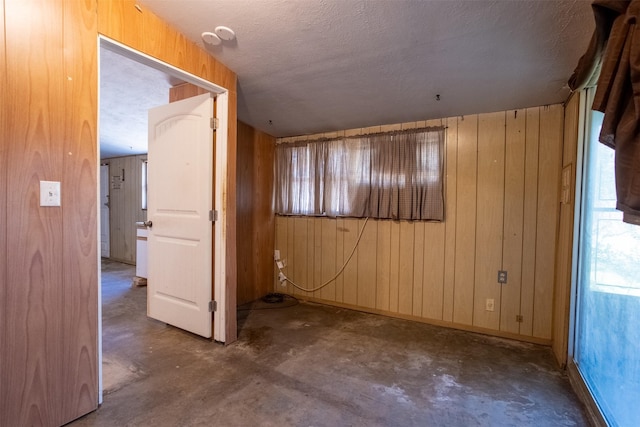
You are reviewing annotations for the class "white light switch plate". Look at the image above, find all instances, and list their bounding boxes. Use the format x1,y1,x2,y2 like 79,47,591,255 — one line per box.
40,181,61,207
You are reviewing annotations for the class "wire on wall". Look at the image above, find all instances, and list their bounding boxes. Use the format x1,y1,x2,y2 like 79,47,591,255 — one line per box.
274,217,370,293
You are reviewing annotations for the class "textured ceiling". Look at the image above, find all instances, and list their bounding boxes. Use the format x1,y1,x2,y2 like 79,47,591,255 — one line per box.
99,48,177,159
101,0,594,157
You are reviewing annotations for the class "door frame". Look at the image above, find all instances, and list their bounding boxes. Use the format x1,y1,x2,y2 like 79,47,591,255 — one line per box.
97,36,230,398
99,163,110,258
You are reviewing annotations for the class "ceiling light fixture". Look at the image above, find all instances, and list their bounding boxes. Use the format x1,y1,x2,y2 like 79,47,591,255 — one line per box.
214,26,236,41
201,31,222,46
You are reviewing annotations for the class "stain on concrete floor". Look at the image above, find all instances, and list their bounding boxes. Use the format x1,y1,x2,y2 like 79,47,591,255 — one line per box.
69,260,588,427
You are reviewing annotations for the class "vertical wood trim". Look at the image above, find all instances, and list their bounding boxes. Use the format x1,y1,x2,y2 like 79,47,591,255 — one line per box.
453,115,478,325
423,223,446,320
293,217,309,297
412,222,425,316
357,218,377,309
533,105,563,339
375,220,391,311
61,0,99,421
473,111,505,330
442,117,458,322
500,109,526,334
398,221,414,315
320,218,337,301
286,215,295,295
389,221,401,312
335,218,345,303
520,107,541,336
552,93,580,366
342,218,359,305
312,218,323,299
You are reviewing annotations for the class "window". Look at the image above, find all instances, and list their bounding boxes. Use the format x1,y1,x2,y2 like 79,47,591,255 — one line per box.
275,127,445,221
141,160,148,210
574,90,640,427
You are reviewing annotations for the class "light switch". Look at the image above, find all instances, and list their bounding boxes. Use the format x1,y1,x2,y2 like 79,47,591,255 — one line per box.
40,181,61,207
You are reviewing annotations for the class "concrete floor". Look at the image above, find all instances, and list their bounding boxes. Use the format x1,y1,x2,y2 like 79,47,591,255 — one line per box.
69,259,589,426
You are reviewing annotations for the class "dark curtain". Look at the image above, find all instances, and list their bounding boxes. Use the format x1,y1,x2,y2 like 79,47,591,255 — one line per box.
569,0,640,224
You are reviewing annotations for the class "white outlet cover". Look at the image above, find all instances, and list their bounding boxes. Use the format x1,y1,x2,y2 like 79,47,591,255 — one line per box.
40,181,61,207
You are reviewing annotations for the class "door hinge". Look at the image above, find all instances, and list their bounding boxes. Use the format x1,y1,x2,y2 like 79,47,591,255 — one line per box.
209,301,217,312
209,210,218,222
210,117,219,130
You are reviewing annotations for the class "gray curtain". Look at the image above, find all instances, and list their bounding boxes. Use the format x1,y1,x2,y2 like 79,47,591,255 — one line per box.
275,127,445,221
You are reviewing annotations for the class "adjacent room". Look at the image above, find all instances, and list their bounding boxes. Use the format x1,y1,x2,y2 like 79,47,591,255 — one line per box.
2,1,638,426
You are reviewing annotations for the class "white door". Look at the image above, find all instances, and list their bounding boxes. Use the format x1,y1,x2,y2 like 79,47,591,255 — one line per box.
100,164,110,258
147,93,214,338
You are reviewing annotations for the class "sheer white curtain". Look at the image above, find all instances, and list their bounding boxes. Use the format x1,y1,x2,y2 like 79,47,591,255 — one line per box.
276,127,445,221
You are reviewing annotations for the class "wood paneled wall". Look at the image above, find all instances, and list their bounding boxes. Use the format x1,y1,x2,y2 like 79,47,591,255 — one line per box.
97,0,239,342
553,92,581,365
1,0,98,425
275,105,564,344
103,154,147,264
1,0,239,424
237,121,276,305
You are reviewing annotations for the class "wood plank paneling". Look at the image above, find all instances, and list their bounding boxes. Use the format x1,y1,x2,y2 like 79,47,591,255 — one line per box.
275,216,288,292
389,221,401,312
61,0,99,421
97,0,236,91
336,218,345,302
104,155,146,264
412,222,425,316
533,105,563,339
423,223,445,320
293,217,309,297
553,93,581,366
520,108,541,336
442,117,457,322
501,109,526,334
473,112,505,330
274,106,564,344
375,220,391,311
357,219,377,309
320,218,337,301
343,218,359,305
236,121,275,306
3,0,67,424
169,82,209,103
453,115,478,325
312,218,323,298
398,221,414,315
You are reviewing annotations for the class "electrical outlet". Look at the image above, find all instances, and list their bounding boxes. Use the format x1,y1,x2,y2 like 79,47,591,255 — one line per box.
485,298,495,312
498,270,507,284
274,249,280,261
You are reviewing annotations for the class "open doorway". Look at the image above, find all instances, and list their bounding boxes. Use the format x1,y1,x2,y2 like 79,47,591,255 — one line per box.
97,37,231,402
